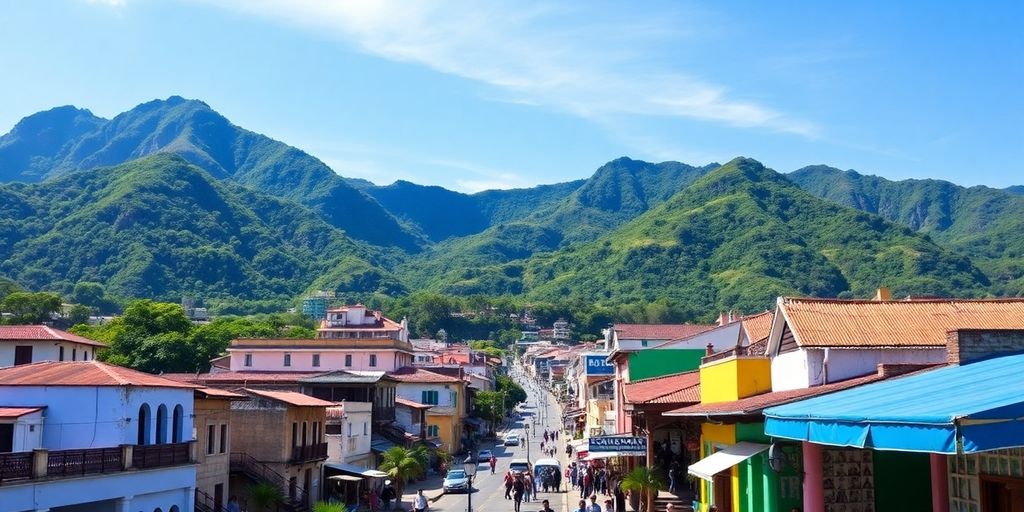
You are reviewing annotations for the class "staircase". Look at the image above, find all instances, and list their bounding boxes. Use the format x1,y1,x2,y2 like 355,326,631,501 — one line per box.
230,452,312,512
194,489,219,512
653,490,695,512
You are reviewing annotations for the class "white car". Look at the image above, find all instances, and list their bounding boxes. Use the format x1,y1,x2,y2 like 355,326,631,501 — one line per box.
477,449,493,462
504,433,520,446
443,469,471,493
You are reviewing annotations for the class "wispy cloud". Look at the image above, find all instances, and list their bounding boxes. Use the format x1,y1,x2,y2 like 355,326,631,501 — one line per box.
84,0,126,6
197,0,819,137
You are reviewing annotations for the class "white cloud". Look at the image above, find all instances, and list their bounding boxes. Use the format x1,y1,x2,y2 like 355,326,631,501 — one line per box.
84,0,126,6
198,0,819,137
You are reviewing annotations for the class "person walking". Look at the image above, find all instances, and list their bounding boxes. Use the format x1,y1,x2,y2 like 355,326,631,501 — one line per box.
524,472,534,502
582,468,593,498
575,500,588,512
489,455,497,475
540,500,555,512
588,495,602,512
413,490,428,512
381,483,396,511
554,465,562,493
513,474,526,512
504,470,514,499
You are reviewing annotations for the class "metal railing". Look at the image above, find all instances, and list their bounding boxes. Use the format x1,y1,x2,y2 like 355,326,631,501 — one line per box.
230,452,310,512
0,452,32,483
46,447,122,477
133,442,192,469
289,442,328,463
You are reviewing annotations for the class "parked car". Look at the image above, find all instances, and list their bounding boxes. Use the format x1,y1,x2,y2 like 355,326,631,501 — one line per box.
443,469,471,493
504,433,520,446
509,458,532,475
477,449,493,462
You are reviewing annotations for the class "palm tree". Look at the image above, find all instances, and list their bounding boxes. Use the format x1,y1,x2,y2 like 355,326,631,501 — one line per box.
248,482,284,512
619,466,666,512
313,503,345,512
379,445,429,510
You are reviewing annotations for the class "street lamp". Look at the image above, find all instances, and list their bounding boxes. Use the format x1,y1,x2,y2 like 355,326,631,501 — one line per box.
463,453,477,512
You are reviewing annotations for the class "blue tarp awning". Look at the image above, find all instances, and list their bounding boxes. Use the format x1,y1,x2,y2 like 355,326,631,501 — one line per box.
764,353,1024,454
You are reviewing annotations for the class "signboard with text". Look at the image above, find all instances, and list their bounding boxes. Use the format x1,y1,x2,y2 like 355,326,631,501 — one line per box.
589,435,647,454
584,355,615,376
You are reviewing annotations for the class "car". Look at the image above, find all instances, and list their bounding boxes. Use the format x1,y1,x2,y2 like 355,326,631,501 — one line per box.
503,433,520,446
509,458,531,475
443,469,471,493
477,449,493,462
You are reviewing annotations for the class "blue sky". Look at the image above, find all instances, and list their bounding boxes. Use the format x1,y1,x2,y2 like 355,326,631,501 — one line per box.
1,1,1021,192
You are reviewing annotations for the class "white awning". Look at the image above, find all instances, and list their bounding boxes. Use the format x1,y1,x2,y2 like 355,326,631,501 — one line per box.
329,475,364,482
583,451,621,460
687,442,769,481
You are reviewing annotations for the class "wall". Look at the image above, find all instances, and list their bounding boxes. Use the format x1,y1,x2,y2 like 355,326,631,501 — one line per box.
0,340,98,367
627,350,705,381
344,403,373,466
0,464,195,512
230,348,411,372
427,412,457,452
0,386,192,449
771,347,946,392
396,382,459,408
4,409,43,451
873,450,931,512
700,423,738,512
230,402,287,462
700,358,771,403
947,329,1024,365
770,350,811,392
195,397,232,506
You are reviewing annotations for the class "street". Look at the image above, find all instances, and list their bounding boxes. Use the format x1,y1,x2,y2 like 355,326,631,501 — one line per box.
421,364,573,512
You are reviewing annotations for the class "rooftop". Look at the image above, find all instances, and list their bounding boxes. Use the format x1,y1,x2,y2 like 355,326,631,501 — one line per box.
300,370,388,384
777,297,1024,348
396,397,432,409
388,367,461,384
622,371,701,405
614,324,716,342
0,325,105,347
0,361,196,389
162,371,319,385
244,388,336,407
741,311,774,344
0,406,45,418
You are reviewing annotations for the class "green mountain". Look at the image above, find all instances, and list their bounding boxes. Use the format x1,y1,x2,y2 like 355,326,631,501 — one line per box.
0,154,401,309
409,158,987,313
789,166,1024,294
395,158,718,290
1004,185,1024,196
0,97,423,250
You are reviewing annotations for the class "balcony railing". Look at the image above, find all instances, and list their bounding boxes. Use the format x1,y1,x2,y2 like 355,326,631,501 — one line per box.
0,441,194,487
289,442,328,463
133,442,192,469
0,452,33,483
47,447,122,477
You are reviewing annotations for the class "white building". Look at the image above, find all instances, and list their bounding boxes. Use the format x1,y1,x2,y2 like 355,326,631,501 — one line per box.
0,360,197,512
0,325,105,367
325,401,374,468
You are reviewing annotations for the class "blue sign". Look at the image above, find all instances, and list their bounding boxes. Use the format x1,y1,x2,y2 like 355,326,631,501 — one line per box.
589,436,647,454
585,355,615,376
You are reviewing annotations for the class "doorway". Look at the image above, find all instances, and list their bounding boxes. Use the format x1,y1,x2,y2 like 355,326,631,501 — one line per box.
981,475,1024,512
214,483,224,512
14,346,32,366
0,424,13,452
712,473,733,512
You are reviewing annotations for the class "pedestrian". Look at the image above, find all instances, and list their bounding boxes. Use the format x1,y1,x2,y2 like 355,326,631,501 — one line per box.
381,482,395,511
540,500,555,512
489,455,497,474
513,474,526,512
583,468,593,498
604,498,614,512
668,460,680,493
504,470,514,499
588,495,602,512
369,487,379,512
524,472,534,502
554,466,562,493
414,490,428,512
614,482,626,512
225,496,241,512
576,500,588,512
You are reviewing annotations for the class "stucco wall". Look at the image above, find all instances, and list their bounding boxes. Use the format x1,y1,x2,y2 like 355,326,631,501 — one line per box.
0,464,195,512
700,358,771,403
0,340,98,367
195,397,232,504
230,349,411,372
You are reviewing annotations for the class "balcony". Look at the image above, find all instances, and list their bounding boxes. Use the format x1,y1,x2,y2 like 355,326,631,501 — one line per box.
290,442,328,463
0,442,194,486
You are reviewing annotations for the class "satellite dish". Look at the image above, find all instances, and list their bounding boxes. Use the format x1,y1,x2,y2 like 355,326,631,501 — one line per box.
767,443,787,472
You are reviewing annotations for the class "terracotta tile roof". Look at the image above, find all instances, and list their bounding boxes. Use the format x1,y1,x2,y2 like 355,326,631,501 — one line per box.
195,387,245,399
0,406,45,418
161,371,318,385
664,370,928,417
0,325,105,347
623,371,701,405
244,388,335,407
779,297,1024,348
741,311,774,344
389,367,461,384
0,361,196,389
396,397,432,409
614,324,716,341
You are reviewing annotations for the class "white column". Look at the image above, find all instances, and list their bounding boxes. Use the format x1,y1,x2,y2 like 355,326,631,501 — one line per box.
118,496,134,512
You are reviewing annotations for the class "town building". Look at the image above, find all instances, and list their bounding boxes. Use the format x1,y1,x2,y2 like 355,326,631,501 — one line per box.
0,360,197,512
389,367,467,453
324,401,374,468
192,387,245,511
229,388,333,511
0,325,105,367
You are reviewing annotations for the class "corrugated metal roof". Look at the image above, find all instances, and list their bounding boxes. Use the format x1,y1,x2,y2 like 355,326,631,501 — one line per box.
781,297,1024,348
0,361,196,389
245,388,335,407
0,325,105,347
0,406,45,418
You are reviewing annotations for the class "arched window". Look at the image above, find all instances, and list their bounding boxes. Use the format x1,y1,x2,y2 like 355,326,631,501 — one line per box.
170,507,179,512
137,403,151,445
156,404,168,444
172,405,184,443
154,508,163,512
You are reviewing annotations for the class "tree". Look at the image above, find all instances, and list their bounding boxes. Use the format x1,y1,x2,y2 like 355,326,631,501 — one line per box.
619,466,666,512
473,391,504,434
378,445,428,509
247,482,284,512
0,292,61,324
67,304,93,326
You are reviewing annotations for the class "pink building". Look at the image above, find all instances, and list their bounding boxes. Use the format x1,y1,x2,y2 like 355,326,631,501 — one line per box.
226,305,413,372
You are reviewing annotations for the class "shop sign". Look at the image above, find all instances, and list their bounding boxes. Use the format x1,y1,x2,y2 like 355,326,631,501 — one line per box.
589,435,647,454
585,355,615,375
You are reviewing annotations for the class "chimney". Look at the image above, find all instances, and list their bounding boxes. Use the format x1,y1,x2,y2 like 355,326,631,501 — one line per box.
874,287,892,301
705,343,715,356
717,312,728,326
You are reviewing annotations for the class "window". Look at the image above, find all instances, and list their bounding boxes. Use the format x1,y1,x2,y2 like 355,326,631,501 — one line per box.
427,425,439,437
452,391,458,406
72,348,77,361
313,422,320,443
312,354,321,367
244,353,253,367
138,404,151,445
172,405,184,443
207,424,216,455
369,354,377,367
421,390,439,405
302,421,308,447
219,424,228,453
641,340,649,347
156,405,168,444
59,346,65,361
291,422,298,447
83,351,89,361
284,353,291,367
344,354,352,367
363,422,367,435
14,346,32,366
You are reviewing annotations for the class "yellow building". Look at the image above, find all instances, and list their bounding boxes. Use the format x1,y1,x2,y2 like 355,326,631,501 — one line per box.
391,367,467,454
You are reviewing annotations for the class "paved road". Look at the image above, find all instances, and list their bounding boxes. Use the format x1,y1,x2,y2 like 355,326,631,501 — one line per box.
424,365,573,512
